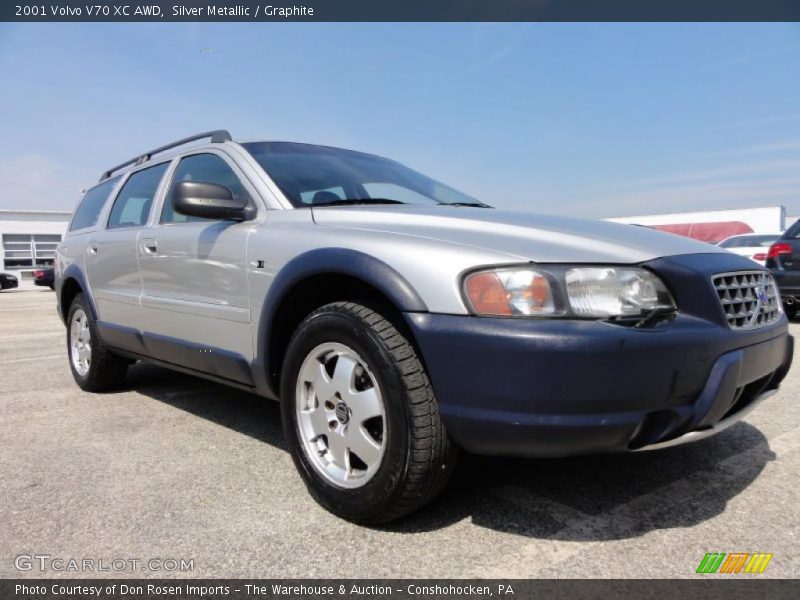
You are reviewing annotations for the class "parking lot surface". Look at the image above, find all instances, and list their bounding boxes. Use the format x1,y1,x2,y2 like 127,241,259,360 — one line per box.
1,290,798,578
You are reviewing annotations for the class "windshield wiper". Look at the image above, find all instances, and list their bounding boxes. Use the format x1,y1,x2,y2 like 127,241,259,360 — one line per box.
311,198,406,207
440,202,493,208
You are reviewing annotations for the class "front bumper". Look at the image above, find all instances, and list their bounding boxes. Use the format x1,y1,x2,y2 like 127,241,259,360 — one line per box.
405,312,792,457
1,277,18,290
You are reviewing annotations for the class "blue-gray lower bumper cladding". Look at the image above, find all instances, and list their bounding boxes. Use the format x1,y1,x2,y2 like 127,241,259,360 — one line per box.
405,313,793,457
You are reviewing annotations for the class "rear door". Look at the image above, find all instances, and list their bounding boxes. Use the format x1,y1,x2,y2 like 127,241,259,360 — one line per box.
137,151,257,380
85,162,170,329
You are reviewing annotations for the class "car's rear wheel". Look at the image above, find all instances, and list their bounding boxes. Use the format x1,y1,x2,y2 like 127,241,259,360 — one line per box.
281,301,457,524
67,293,129,391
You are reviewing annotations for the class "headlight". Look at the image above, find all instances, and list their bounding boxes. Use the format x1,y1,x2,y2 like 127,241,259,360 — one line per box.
463,266,675,319
565,267,675,317
464,269,557,316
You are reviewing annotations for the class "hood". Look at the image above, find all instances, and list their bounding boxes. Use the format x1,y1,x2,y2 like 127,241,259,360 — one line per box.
311,205,725,264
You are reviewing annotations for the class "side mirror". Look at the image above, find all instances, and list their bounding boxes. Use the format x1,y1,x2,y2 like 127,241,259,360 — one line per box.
172,181,254,221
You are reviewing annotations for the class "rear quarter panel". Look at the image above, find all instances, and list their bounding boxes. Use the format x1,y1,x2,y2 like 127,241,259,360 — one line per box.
55,230,90,316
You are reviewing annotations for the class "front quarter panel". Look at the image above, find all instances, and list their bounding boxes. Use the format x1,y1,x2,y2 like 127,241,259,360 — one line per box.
245,210,521,397
251,211,522,317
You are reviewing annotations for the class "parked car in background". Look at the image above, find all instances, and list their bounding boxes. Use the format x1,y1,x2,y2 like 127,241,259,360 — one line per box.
0,273,19,291
717,233,782,266
34,267,55,290
56,130,794,523
766,219,800,319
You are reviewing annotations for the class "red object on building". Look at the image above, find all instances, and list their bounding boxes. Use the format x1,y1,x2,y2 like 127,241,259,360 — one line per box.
650,221,754,243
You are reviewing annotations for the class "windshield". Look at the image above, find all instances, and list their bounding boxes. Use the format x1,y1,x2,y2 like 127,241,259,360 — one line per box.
242,142,486,208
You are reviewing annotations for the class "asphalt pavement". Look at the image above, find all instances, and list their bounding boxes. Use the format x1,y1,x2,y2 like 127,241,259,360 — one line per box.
1,289,798,578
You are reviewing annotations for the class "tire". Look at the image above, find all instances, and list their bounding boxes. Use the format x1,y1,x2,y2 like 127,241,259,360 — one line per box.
281,301,457,524
66,293,129,391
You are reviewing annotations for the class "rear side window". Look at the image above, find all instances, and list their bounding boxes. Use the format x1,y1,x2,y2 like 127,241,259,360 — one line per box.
69,178,119,232
162,153,247,223
107,163,169,229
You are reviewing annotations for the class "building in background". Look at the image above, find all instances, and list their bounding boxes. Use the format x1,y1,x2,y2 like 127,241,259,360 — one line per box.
0,210,70,286
605,206,787,243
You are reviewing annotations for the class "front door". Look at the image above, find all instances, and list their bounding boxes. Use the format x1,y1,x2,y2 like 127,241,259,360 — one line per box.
138,152,256,381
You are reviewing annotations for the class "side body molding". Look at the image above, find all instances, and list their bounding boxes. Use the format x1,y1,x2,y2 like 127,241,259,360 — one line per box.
253,247,429,399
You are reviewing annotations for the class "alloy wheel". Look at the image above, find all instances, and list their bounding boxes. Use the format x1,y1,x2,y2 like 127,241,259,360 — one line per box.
69,308,92,376
295,342,386,488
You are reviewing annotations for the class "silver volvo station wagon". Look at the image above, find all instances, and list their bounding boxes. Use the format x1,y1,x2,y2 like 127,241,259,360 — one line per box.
56,130,794,523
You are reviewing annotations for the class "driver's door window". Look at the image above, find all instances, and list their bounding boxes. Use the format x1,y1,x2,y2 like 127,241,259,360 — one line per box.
162,154,247,223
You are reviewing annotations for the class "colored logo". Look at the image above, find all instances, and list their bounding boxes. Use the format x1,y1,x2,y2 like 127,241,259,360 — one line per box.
757,283,769,304
696,552,773,574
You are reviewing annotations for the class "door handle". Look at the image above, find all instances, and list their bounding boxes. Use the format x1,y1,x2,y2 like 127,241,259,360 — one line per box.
141,238,158,255
87,242,99,255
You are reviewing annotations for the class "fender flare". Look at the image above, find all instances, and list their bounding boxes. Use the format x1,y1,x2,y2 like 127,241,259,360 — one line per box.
254,247,428,397
58,265,98,322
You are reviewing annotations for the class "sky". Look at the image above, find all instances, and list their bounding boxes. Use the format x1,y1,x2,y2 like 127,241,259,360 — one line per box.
2,22,800,217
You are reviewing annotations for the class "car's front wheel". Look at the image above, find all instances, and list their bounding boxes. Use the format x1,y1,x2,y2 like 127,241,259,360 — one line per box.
67,293,129,391
281,301,457,524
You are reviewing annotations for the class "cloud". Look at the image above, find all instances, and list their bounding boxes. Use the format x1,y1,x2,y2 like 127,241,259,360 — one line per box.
461,23,531,76
592,177,800,218
579,154,800,217
620,159,800,189
704,112,800,133
0,155,85,212
713,140,800,157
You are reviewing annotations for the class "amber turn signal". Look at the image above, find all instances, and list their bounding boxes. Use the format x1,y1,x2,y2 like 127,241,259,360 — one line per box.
464,269,555,316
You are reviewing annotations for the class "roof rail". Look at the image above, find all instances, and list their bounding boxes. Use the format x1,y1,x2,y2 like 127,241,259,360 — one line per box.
99,130,232,181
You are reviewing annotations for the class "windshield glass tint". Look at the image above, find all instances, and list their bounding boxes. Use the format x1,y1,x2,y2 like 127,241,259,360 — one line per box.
242,142,480,207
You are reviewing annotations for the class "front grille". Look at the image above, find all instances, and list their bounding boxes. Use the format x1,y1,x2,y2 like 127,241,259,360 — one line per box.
713,270,781,330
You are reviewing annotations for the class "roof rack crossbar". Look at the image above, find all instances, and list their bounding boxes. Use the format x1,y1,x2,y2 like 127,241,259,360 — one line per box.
99,129,232,181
